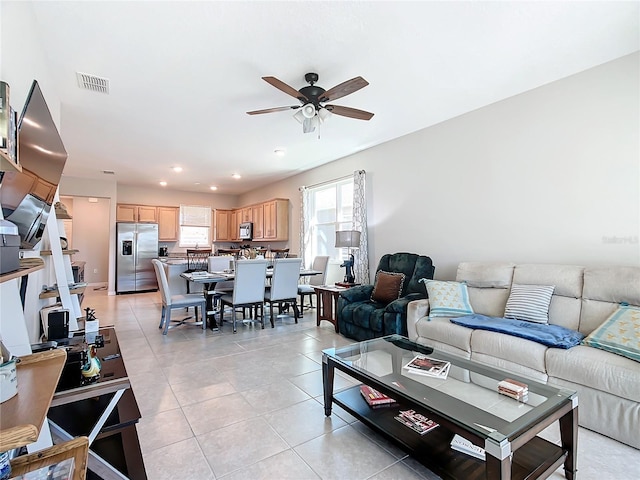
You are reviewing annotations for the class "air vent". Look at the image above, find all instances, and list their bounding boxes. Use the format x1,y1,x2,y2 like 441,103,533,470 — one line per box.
102,170,115,175
76,72,110,94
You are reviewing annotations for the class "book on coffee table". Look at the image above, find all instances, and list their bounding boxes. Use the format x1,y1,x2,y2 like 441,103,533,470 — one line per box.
360,385,397,407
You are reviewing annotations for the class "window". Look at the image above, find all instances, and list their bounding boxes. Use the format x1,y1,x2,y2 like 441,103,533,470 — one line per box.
179,205,211,248
308,178,353,262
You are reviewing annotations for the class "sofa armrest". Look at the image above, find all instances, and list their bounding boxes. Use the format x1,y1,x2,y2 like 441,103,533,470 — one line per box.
340,284,374,303
407,299,430,342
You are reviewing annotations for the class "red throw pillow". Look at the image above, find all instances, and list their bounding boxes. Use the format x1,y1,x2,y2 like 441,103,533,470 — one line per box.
371,271,406,304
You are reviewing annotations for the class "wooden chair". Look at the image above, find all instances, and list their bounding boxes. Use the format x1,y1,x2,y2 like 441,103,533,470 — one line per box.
264,257,303,327
218,259,268,333
152,259,207,334
298,255,330,316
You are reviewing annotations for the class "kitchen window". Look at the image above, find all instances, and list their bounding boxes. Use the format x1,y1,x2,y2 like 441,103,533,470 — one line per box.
179,205,211,248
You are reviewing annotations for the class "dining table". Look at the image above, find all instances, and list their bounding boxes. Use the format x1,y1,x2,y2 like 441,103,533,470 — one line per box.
180,268,323,329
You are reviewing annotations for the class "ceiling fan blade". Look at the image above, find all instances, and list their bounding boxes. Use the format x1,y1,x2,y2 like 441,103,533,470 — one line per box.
325,105,374,120
246,106,300,115
262,76,308,102
319,76,369,102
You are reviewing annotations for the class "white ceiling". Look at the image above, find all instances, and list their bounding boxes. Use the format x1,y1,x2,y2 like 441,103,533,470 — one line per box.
27,1,639,195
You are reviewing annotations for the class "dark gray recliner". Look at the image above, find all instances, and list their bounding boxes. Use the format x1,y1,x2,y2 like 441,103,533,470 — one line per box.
337,252,435,341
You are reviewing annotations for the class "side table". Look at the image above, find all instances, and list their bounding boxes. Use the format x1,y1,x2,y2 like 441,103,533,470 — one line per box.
313,285,348,333
335,282,360,288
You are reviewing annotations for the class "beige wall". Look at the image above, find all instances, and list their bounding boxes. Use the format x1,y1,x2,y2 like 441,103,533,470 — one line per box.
241,53,640,279
61,196,110,284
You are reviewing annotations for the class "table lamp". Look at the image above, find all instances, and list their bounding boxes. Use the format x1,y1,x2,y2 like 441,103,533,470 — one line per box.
335,230,361,284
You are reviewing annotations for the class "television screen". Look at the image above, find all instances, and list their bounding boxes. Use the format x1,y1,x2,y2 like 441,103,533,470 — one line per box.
0,80,67,249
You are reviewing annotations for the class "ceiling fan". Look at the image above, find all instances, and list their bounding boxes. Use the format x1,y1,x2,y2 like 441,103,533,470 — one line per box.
247,73,374,133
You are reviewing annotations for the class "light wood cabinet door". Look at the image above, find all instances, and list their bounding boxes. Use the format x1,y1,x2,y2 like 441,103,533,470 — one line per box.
251,203,264,239
241,207,252,223
262,199,288,240
137,205,157,223
116,204,137,222
158,207,179,241
230,210,240,241
214,209,232,241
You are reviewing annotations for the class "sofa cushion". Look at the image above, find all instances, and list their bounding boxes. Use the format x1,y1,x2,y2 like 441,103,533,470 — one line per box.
580,266,640,334
546,345,640,402
582,305,640,362
470,330,549,380
504,284,555,324
456,263,515,317
422,280,474,318
371,271,405,304
414,316,473,355
513,264,584,330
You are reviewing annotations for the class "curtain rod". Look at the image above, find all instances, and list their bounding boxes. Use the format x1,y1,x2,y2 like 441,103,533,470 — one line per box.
300,171,363,191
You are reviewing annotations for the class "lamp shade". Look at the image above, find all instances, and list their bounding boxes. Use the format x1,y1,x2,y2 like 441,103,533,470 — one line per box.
335,230,361,248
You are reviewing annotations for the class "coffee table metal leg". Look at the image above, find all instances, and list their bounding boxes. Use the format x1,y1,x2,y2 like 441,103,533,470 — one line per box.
322,354,334,416
560,398,578,480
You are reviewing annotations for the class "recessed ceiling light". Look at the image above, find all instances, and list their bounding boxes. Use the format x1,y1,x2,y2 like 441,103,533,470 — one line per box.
159,181,167,187
210,186,218,191
232,173,241,179
172,166,183,172
274,148,286,156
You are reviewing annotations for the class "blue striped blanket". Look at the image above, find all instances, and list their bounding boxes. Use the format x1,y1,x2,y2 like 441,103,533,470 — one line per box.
450,314,584,349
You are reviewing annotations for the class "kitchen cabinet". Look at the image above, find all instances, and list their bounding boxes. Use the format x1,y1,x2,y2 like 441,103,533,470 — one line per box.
241,207,252,223
230,210,240,241
251,203,264,239
116,204,157,223
157,206,179,241
262,199,288,241
213,209,232,241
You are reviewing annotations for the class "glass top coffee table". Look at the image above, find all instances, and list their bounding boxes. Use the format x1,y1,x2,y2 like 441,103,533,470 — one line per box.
322,335,577,480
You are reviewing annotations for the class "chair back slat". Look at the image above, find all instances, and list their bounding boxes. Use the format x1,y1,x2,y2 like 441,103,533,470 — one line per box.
233,259,268,304
270,258,303,301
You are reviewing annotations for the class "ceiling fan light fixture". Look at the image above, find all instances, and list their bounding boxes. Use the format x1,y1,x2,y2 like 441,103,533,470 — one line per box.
318,107,331,122
293,110,305,124
301,103,316,119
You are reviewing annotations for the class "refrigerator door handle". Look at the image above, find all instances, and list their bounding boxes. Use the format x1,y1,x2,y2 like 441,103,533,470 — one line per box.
133,231,138,267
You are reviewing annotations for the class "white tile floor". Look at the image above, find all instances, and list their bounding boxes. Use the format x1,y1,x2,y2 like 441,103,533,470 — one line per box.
84,288,640,479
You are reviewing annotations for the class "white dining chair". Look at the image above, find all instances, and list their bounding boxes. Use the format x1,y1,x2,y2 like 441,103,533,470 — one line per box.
265,257,303,327
218,259,268,333
152,259,207,335
298,255,329,316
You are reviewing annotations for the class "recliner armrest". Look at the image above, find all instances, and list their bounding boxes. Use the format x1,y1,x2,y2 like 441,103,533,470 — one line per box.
385,293,426,314
407,298,431,342
340,284,374,303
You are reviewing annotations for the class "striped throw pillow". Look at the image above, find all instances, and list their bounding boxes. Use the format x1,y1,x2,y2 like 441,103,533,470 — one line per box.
504,284,555,324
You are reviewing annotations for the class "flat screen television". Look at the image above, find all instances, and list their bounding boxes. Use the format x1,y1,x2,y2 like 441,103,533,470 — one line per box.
0,80,68,249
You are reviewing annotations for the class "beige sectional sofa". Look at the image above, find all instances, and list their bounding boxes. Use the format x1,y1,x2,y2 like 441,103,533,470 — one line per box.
407,262,640,449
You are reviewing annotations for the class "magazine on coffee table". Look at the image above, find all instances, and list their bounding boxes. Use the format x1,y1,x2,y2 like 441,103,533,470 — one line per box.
403,354,451,379
393,409,439,435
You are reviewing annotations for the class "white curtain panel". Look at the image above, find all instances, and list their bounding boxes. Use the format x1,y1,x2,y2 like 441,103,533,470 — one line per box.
299,186,311,268
353,170,370,284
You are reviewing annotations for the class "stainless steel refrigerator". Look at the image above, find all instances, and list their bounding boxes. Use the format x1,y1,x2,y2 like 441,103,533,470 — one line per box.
116,223,159,293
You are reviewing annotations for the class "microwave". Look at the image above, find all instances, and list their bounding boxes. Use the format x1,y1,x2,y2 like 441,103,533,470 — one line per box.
239,222,253,240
